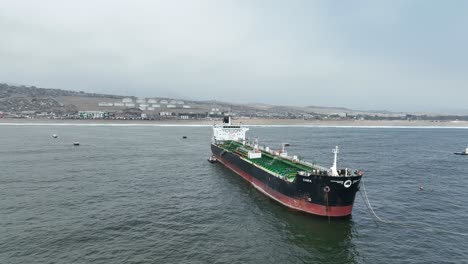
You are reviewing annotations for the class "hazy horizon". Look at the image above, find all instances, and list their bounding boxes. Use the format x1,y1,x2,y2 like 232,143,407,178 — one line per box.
1,1,467,113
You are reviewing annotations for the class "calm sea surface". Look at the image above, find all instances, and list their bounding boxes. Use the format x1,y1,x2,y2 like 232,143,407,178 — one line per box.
1,125,467,263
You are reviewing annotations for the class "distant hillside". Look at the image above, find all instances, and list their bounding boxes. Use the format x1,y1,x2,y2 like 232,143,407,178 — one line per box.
0,83,123,99
306,105,352,112
0,82,399,118
0,83,128,113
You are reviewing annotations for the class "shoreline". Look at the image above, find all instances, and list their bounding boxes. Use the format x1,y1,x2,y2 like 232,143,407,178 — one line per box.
1,118,468,128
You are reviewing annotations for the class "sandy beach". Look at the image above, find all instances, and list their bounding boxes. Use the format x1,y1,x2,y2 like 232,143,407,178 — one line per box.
1,117,468,127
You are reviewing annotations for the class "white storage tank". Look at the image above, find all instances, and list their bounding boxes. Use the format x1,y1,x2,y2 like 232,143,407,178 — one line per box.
136,98,146,104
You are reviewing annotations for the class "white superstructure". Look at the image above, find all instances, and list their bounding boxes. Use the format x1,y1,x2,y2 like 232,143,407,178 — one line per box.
212,116,249,143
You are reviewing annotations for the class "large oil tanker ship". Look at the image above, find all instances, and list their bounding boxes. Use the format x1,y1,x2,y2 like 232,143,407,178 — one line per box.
210,117,363,217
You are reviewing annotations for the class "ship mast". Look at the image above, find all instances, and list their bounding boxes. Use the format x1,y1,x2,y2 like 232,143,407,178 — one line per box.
330,146,339,176
282,143,289,153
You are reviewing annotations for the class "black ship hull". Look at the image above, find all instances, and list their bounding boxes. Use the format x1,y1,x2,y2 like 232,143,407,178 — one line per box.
211,143,362,217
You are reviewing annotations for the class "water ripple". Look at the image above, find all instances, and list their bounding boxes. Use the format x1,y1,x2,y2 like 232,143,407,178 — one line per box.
1,126,467,263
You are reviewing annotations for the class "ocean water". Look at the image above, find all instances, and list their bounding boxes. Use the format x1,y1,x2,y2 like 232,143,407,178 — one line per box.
0,125,467,264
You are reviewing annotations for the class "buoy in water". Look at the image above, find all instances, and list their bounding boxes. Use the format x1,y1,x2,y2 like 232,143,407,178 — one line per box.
52,134,58,138
182,136,187,139
73,142,80,146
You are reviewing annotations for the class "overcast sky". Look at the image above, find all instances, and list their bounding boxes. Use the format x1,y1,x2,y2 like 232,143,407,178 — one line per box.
1,0,467,112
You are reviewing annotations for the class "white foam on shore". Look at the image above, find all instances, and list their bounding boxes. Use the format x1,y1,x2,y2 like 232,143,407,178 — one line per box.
1,122,468,129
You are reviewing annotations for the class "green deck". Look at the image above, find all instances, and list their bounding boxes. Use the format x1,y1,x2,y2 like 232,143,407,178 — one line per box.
218,141,316,180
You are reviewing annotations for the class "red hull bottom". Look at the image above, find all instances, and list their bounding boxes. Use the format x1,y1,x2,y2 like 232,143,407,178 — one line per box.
216,155,353,217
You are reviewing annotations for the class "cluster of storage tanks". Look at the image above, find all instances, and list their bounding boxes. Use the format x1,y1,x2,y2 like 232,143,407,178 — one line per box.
98,98,191,111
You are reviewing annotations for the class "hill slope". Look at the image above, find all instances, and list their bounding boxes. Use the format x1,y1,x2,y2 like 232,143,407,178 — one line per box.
0,83,123,112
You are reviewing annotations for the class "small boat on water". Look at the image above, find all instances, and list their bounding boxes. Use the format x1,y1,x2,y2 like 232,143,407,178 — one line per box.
454,145,468,155
52,134,58,138
207,155,218,163
73,142,80,146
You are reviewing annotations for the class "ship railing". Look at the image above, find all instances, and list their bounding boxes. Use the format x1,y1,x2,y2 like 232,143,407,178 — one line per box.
297,160,330,173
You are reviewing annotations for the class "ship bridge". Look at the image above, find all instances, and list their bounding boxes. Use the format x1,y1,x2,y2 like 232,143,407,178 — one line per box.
212,116,249,143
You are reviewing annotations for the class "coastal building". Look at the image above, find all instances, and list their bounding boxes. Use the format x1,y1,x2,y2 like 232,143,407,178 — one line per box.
160,100,168,104
139,104,149,108
36,112,51,117
136,98,146,104
178,112,202,119
170,100,177,104
152,104,161,108
147,107,155,111
147,98,157,103
167,104,176,108
79,111,108,119
183,105,191,109
113,102,125,107
125,103,135,107
122,98,133,103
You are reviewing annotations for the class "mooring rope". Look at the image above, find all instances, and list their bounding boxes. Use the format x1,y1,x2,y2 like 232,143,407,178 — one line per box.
360,178,467,237
360,178,399,225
